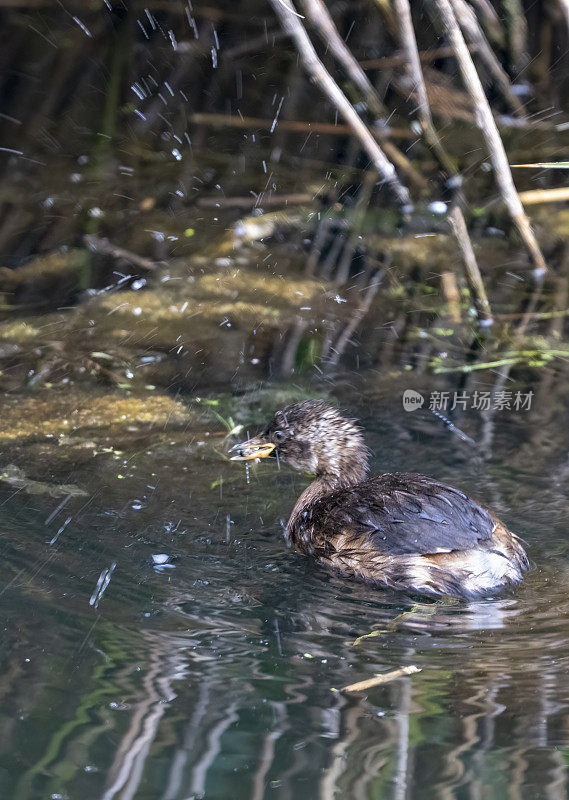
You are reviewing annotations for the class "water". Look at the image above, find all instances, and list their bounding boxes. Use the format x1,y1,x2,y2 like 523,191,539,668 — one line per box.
1,372,569,800
2,3,569,795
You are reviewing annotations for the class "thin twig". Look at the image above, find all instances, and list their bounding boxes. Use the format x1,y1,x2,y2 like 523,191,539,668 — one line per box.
269,0,411,207
84,235,159,272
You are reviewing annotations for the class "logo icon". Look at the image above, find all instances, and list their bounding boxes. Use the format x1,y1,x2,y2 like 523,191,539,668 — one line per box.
402,389,424,412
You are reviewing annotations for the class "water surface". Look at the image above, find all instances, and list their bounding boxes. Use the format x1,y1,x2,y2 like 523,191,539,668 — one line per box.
1,371,568,800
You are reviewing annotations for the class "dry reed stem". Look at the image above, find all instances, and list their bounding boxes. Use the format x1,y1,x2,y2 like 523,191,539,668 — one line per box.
301,0,427,190
451,0,525,116
269,0,410,207
560,0,569,35
300,0,385,115
448,206,493,324
517,187,569,205
434,0,547,276
441,271,462,323
298,0,427,190
393,0,492,325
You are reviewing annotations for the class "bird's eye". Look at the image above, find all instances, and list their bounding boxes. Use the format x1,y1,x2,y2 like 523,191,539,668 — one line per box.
274,430,285,442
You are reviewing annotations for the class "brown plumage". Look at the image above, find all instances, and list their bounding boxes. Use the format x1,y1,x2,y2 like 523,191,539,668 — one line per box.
231,401,528,598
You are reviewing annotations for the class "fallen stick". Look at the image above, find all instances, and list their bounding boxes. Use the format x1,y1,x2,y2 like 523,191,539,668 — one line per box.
84,235,159,272
338,665,421,693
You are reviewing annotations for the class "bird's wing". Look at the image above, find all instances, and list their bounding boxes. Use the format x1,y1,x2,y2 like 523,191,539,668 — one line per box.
313,472,496,556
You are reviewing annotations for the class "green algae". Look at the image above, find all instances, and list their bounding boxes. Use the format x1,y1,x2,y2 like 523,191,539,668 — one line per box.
0,390,191,443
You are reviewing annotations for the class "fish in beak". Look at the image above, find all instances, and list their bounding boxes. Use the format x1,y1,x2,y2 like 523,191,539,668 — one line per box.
230,438,276,461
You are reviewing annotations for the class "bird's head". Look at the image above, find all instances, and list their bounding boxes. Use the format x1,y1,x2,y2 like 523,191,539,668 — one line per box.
230,400,369,486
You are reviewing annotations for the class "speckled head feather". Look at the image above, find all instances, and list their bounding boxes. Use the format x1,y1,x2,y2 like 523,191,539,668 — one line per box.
260,400,370,485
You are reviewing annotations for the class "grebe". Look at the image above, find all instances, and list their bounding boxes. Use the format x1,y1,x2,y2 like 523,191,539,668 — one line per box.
230,400,528,598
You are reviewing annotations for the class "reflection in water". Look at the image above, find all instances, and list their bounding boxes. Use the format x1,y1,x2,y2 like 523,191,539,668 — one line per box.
1,371,569,799
102,632,189,800
58,586,569,800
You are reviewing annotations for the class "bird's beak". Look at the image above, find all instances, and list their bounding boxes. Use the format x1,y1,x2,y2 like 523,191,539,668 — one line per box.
230,438,276,461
